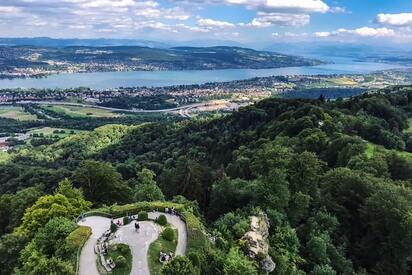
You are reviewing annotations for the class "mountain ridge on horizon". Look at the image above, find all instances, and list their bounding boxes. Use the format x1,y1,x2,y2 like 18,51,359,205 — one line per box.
2,37,411,60
0,37,247,49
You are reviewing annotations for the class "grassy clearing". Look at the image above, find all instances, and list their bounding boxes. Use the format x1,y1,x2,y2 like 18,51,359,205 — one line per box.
28,127,85,138
0,151,10,163
42,105,122,118
365,141,412,159
108,244,132,275
0,106,38,121
329,77,358,86
406,118,412,133
365,143,376,159
148,228,178,275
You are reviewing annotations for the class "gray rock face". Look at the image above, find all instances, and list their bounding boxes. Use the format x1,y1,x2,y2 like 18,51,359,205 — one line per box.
242,212,276,273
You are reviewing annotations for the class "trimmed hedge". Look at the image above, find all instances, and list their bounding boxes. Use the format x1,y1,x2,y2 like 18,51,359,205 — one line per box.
162,227,175,242
91,201,185,218
116,255,127,267
138,211,148,221
181,211,210,253
66,225,92,275
156,214,168,226
66,226,92,249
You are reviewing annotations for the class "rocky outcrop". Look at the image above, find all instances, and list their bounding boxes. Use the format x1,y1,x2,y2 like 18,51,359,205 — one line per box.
242,212,276,273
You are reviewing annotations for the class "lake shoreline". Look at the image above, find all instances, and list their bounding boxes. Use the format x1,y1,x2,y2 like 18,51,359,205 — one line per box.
0,58,407,90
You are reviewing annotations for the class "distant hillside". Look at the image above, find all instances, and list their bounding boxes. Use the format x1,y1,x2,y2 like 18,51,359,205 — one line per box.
0,45,324,73
0,37,247,48
265,42,412,65
0,37,170,48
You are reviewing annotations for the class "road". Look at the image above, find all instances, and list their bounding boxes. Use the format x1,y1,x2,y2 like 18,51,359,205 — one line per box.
9,100,208,116
77,212,187,275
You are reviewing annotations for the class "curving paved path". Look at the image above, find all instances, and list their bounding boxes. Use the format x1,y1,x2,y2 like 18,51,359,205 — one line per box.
149,212,187,256
78,216,112,275
77,212,187,275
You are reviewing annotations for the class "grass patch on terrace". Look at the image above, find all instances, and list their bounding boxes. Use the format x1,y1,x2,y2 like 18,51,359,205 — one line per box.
0,106,38,121
148,228,178,275
42,105,123,118
108,244,132,275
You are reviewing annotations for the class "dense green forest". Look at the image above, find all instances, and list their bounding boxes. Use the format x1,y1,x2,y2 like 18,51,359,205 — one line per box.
1,85,412,274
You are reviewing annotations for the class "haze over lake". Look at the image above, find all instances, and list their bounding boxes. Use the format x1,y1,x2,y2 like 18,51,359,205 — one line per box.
0,57,405,90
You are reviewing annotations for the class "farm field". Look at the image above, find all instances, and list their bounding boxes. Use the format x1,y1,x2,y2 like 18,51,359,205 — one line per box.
41,105,123,118
0,106,38,121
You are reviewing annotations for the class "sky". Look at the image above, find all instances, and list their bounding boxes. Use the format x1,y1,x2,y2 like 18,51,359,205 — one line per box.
0,0,412,46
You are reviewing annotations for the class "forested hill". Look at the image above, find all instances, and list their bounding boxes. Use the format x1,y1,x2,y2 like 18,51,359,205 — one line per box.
1,86,412,274
0,45,322,72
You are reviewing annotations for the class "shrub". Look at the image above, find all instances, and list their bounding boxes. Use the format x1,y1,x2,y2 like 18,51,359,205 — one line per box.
162,227,175,242
187,251,202,267
138,211,148,221
118,244,128,255
116,255,127,267
157,214,167,226
110,223,118,233
161,256,197,275
123,216,130,225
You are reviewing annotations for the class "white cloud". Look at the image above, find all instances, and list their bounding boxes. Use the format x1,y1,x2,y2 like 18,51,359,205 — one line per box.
224,0,329,13
330,6,347,14
135,7,190,20
245,12,310,27
243,18,272,28
315,27,396,38
376,13,412,27
314,31,330,37
171,0,330,13
0,6,22,13
177,24,210,33
198,18,235,28
82,0,136,8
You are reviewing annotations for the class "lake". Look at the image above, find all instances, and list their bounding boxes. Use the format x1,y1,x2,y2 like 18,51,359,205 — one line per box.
0,57,406,90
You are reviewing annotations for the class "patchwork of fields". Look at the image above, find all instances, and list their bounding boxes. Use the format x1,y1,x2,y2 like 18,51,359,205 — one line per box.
0,106,38,121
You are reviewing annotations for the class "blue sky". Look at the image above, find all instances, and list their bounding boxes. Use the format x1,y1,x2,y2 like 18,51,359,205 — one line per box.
0,0,411,45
